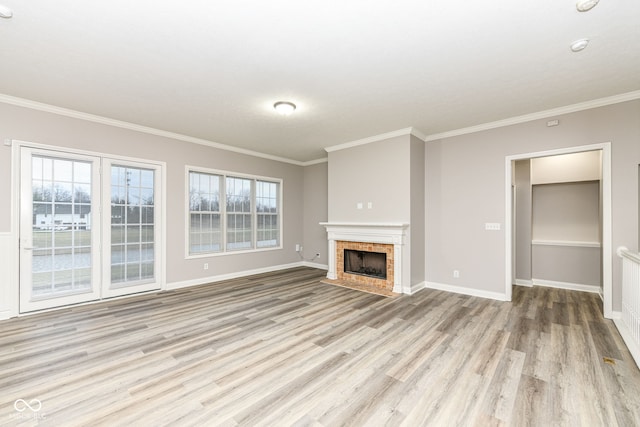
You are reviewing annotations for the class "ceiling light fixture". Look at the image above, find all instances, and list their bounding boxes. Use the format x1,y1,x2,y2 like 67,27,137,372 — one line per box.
273,101,296,116
576,0,599,12
0,4,13,18
570,39,589,52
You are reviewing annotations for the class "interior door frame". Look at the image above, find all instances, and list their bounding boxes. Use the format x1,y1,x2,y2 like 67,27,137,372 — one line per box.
10,139,167,315
504,142,612,318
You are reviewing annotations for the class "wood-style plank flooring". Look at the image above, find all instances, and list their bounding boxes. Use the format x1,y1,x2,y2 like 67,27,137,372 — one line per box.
1,267,639,426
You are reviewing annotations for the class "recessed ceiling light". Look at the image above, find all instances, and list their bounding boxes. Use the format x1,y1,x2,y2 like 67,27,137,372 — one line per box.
576,0,599,12
273,101,296,116
0,4,13,18
570,39,589,52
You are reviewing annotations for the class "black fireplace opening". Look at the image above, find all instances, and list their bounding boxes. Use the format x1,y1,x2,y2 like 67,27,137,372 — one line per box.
344,249,387,280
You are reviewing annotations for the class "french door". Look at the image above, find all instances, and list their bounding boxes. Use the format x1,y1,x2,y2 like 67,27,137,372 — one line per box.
19,147,162,312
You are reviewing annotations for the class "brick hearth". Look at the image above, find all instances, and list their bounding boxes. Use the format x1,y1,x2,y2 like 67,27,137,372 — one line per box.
336,240,394,292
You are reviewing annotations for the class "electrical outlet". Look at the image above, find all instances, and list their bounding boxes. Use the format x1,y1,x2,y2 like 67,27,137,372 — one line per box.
485,223,501,231
316,253,320,258
295,244,300,252
453,270,460,278
204,263,209,270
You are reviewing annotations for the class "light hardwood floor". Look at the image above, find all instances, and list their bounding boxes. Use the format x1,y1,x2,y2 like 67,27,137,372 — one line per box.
1,267,639,426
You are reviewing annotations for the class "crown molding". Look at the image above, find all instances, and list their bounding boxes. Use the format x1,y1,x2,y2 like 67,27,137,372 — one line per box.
300,157,328,166
0,93,310,166
324,127,427,154
424,90,640,142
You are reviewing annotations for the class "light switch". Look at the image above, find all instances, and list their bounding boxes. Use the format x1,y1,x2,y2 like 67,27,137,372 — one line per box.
357,202,363,209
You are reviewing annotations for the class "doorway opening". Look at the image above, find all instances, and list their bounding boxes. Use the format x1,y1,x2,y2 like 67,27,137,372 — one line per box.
505,143,612,318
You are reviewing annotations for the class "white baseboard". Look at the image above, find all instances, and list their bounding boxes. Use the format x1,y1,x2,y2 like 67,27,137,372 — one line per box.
531,278,600,294
301,261,328,270
425,281,508,301
613,317,640,370
514,279,533,287
406,281,426,295
0,232,17,320
166,261,324,291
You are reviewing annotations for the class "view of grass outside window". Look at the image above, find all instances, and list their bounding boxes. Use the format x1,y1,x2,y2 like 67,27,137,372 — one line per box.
111,166,155,284
189,172,222,254
31,156,93,296
256,180,279,248
226,177,253,251
188,170,281,256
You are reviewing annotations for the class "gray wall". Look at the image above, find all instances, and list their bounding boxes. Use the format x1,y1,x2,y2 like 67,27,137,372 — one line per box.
0,102,305,285
514,159,532,281
327,133,423,290
425,99,640,310
328,135,411,223
303,162,329,264
410,136,426,286
532,181,600,242
532,181,601,286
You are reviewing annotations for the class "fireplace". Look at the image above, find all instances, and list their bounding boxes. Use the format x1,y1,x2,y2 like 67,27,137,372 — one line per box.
335,240,394,291
344,249,387,280
320,222,409,294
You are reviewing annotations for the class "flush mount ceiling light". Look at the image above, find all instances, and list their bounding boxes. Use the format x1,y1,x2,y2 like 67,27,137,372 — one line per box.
0,4,13,18
273,101,296,116
570,38,590,52
576,0,600,12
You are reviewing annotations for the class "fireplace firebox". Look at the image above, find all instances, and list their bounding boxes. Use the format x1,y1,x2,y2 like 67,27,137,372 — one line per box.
343,249,387,280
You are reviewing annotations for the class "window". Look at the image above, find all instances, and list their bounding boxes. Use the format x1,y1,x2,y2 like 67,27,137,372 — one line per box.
226,176,253,251
189,172,222,254
256,180,279,248
187,169,281,256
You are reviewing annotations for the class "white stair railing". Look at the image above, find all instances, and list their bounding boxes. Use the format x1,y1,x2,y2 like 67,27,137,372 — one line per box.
616,246,640,368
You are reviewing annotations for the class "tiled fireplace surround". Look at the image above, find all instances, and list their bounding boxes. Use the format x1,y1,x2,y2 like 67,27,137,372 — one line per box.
320,223,409,294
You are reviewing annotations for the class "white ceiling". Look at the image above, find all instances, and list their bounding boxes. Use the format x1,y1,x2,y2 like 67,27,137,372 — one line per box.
0,1,638,163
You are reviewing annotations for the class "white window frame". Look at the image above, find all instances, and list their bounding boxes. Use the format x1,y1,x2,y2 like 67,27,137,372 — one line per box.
184,166,283,259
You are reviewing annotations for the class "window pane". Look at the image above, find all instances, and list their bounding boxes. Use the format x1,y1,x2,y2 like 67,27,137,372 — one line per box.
256,181,279,248
111,165,156,284
188,171,222,254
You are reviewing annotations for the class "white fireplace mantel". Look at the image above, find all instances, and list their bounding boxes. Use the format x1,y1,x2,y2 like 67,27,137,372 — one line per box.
320,222,409,293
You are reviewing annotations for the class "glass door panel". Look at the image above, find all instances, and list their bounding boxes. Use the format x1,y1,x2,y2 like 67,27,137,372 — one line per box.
102,160,161,298
20,148,101,312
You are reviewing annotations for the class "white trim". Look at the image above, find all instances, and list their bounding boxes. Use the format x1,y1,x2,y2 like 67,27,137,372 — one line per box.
505,142,612,318
0,232,17,320
0,94,309,166
301,261,329,270
514,279,534,287
531,278,600,293
3,91,638,166
300,158,328,166
611,310,622,320
324,127,427,154
425,90,640,142
617,246,640,264
320,222,409,294
531,240,601,248
166,262,311,290
407,281,427,295
425,281,509,301
613,318,640,369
